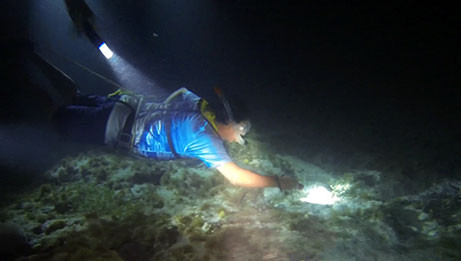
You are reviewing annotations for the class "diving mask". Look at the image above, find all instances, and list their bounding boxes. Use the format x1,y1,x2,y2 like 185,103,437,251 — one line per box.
233,120,251,145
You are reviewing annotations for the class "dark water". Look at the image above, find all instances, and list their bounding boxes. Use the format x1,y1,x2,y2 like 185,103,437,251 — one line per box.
1,1,460,260
3,0,459,182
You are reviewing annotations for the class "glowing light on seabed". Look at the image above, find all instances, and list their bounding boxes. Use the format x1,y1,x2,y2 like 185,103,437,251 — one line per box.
300,185,340,205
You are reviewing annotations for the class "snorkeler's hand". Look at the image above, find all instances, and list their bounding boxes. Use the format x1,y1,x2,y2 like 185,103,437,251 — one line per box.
276,177,304,191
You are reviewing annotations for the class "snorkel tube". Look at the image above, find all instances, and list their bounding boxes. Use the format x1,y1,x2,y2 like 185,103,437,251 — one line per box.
214,87,235,123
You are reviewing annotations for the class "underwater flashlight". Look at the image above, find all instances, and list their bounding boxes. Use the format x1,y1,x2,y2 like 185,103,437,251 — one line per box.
300,185,339,205
98,42,113,59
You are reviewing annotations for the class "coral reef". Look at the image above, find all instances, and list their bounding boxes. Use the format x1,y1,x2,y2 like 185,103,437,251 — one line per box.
1,135,461,261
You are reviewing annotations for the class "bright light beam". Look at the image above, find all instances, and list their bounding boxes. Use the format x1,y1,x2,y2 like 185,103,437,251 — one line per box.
106,54,168,99
300,185,340,205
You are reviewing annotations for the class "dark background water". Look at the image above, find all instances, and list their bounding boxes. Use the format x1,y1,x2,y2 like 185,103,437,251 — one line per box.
1,1,460,195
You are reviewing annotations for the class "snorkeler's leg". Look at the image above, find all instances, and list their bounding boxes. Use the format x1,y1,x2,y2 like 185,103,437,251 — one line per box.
72,94,119,107
53,100,116,145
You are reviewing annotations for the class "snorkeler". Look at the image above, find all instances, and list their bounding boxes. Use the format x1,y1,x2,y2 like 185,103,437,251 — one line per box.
6,35,301,190
53,87,302,191
49,0,301,190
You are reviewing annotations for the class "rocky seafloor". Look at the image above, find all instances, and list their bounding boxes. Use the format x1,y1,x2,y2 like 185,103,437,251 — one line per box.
1,132,461,261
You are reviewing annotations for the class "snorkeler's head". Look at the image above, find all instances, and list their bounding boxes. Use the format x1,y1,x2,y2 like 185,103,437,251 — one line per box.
217,120,251,145
233,120,251,145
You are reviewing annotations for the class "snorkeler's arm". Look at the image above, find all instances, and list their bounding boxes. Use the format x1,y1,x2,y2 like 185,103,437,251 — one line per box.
217,162,302,189
216,162,279,188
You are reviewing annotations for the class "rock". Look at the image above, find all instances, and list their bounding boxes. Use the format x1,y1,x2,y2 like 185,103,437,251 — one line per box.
131,169,164,185
0,223,31,258
54,201,72,214
156,226,180,249
20,201,34,210
40,205,55,214
32,223,43,235
39,184,52,198
418,212,429,221
42,219,67,234
117,242,150,261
